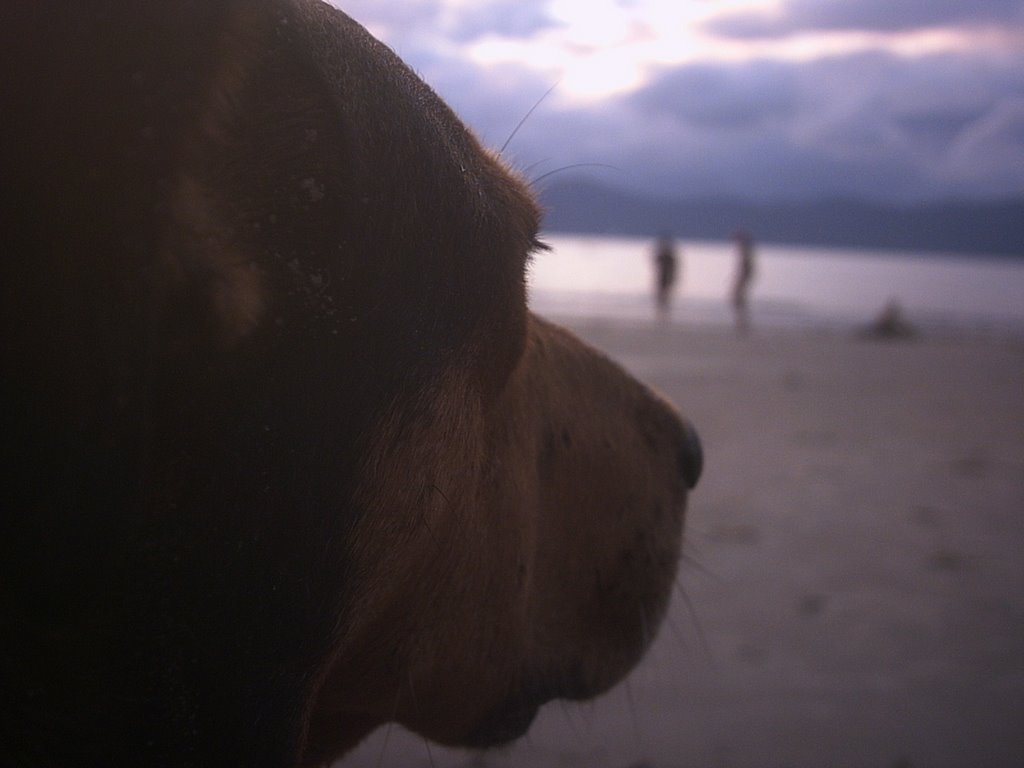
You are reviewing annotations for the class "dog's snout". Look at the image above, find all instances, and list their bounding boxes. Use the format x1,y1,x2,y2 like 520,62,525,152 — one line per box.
679,423,703,490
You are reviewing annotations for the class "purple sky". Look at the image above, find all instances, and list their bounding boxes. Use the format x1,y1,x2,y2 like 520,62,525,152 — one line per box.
339,0,1024,204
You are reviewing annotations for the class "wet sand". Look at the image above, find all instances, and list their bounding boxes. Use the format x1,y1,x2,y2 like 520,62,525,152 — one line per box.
341,321,1024,768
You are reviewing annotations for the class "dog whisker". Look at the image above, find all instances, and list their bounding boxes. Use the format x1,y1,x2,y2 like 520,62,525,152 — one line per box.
578,698,598,735
674,580,716,667
428,483,451,508
638,605,651,648
406,669,421,719
558,700,584,740
413,483,455,551
416,507,441,551
422,736,437,768
679,547,720,581
624,679,642,747
662,609,691,653
427,482,468,533
374,721,394,768
530,162,621,187
521,158,552,177
499,82,559,155
375,681,403,768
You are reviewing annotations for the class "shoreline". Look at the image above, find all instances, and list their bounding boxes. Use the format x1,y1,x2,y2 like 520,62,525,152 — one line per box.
530,297,1024,344
526,235,1024,343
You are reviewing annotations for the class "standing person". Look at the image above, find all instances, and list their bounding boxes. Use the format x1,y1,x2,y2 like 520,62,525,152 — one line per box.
652,232,679,322
731,229,756,334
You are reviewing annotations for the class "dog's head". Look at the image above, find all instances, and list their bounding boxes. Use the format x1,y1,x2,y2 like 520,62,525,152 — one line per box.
1,1,700,765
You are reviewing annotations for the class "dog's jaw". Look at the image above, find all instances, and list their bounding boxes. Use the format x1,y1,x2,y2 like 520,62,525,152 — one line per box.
301,317,696,760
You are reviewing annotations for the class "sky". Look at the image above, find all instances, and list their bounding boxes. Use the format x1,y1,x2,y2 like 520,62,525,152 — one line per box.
338,0,1024,204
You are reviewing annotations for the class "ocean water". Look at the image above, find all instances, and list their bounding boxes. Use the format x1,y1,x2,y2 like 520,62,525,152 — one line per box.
528,234,1024,335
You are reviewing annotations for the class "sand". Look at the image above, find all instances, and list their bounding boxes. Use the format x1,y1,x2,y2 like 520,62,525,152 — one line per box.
340,321,1024,768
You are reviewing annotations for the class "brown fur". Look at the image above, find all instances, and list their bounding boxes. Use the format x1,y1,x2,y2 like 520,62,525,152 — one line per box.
1,2,701,766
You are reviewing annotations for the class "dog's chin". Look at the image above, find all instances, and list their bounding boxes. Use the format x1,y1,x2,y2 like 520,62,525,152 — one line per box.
461,701,541,749
457,669,598,749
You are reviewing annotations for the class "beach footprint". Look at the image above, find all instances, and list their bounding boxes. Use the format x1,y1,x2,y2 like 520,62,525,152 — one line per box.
797,593,828,617
704,522,762,545
951,451,991,478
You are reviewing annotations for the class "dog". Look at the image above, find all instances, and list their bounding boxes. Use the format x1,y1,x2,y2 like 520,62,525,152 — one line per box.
0,1,702,765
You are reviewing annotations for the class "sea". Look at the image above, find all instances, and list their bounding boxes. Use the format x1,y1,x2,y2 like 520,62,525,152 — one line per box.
528,234,1024,337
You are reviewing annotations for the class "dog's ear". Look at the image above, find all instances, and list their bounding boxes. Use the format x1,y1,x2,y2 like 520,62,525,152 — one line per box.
156,0,542,397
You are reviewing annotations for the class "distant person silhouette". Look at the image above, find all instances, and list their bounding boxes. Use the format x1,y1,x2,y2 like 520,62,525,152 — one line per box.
652,233,679,322
731,230,756,334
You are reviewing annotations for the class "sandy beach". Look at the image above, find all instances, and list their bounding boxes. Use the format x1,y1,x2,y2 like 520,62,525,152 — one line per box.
341,320,1024,768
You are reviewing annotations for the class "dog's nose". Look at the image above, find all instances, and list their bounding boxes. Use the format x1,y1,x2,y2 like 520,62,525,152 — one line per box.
679,423,703,490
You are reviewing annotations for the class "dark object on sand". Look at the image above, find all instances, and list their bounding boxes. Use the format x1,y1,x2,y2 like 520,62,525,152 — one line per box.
861,300,918,340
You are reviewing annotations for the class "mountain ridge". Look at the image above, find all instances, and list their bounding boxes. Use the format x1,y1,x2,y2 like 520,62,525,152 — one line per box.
537,179,1024,257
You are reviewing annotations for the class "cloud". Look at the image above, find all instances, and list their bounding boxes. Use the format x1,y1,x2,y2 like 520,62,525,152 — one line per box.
340,0,558,47
337,1,445,35
446,0,561,42
944,96,1024,189
707,0,1024,39
629,61,801,130
337,1,1024,203
512,50,1024,202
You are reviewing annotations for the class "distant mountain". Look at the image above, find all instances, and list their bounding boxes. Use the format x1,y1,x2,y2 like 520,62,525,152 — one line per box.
537,179,1024,257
